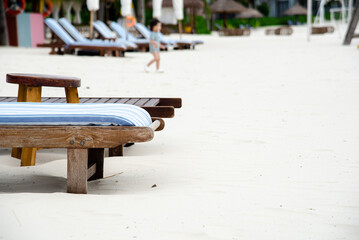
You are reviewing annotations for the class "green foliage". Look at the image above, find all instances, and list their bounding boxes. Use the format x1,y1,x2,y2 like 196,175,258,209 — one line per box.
257,2,270,17
81,8,90,24
195,16,210,34
214,15,310,29
145,9,153,26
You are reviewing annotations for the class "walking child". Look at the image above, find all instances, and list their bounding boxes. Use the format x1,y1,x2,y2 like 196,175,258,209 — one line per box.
145,19,166,73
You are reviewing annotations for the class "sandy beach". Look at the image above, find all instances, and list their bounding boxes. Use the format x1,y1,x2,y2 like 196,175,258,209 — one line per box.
0,26,359,239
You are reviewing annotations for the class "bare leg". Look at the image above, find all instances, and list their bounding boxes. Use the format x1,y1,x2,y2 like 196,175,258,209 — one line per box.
147,52,157,67
154,52,160,70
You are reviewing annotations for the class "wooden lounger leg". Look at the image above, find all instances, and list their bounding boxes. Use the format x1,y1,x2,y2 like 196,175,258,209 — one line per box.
21,148,37,166
65,87,80,103
67,148,88,194
50,46,56,55
13,85,42,164
109,145,124,157
88,148,104,181
12,84,27,159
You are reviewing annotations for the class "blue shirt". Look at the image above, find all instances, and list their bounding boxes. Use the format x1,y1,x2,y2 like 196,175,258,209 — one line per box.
149,31,161,52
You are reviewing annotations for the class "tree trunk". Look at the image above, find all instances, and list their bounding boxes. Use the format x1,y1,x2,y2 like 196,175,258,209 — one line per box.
137,0,145,24
0,0,8,46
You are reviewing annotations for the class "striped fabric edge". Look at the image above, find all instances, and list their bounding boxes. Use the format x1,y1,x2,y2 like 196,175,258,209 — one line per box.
0,103,152,127
45,18,126,49
59,18,87,42
45,18,75,45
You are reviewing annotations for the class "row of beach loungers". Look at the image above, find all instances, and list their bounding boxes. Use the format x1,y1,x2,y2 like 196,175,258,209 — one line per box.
40,18,204,56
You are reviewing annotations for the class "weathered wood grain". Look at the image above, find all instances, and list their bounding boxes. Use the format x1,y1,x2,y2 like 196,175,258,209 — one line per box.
7,73,81,88
65,87,80,103
67,148,88,194
0,125,155,148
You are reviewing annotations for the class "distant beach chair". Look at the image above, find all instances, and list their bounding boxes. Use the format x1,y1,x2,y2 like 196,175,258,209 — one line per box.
91,20,138,50
0,102,162,194
58,18,137,50
218,28,251,36
311,26,334,34
109,22,150,51
134,23,204,50
265,27,293,36
41,18,127,56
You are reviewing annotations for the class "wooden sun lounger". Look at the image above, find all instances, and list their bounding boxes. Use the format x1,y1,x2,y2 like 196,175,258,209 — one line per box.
38,19,126,57
0,97,181,118
311,26,334,35
0,122,161,194
219,28,251,36
265,27,293,36
3,73,182,166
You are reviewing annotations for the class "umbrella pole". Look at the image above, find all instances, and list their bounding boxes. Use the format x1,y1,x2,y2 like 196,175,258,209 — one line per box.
307,0,312,41
89,10,94,39
178,20,183,39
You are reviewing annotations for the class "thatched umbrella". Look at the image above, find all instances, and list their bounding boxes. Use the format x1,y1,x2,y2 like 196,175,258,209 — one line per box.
284,3,307,16
210,0,247,28
237,7,263,19
284,3,307,24
237,6,263,28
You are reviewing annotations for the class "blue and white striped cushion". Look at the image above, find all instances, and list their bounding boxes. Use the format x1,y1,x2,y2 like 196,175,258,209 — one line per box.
45,18,126,49
45,18,75,45
94,21,117,39
135,23,151,39
110,22,146,43
59,18,88,42
93,21,137,49
0,103,152,127
110,22,131,39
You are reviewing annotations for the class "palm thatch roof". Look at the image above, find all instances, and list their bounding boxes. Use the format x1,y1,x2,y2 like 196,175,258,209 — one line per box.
284,3,307,16
237,7,263,18
210,0,247,14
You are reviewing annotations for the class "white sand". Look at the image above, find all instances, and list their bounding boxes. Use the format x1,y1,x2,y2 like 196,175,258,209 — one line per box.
0,26,359,240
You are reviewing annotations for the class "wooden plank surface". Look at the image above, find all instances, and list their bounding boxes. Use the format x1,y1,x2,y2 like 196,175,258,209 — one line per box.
124,98,140,105
143,98,160,106
0,97,181,108
0,126,154,148
67,148,88,194
135,98,149,106
116,98,129,103
106,98,119,103
95,98,110,103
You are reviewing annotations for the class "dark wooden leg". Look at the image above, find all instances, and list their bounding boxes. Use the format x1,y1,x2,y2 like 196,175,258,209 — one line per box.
65,87,80,103
12,84,27,159
20,86,42,167
50,46,56,55
88,148,104,181
109,145,124,157
67,148,88,194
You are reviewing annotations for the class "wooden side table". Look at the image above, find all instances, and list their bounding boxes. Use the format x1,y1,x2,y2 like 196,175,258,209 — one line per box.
6,73,81,166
